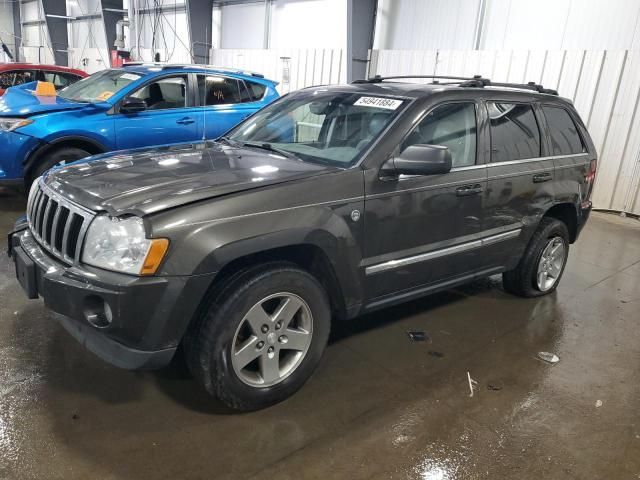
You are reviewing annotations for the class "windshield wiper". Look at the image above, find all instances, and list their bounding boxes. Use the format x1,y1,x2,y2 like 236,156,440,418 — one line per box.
241,141,298,159
217,136,241,146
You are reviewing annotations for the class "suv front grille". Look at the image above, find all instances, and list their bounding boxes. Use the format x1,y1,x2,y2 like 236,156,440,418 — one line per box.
26,180,94,264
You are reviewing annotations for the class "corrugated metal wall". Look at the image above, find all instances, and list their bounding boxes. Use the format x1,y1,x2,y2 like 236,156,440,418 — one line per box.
374,0,640,51
210,48,345,94
370,49,640,216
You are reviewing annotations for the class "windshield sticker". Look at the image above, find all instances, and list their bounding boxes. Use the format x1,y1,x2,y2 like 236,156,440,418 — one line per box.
96,91,114,101
121,73,141,81
354,96,403,110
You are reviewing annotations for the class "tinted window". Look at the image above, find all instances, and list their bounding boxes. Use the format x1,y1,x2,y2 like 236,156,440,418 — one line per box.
131,75,187,110
0,71,13,89
197,75,243,105
543,106,586,155
237,81,253,103
0,70,35,89
43,71,81,89
488,102,541,162
245,80,267,101
403,102,477,168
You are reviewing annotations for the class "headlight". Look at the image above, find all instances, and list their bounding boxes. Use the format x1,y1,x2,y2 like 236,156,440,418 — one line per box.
81,215,169,275
0,118,33,132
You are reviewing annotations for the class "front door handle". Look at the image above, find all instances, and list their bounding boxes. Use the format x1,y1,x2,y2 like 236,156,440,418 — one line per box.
456,184,484,196
176,117,195,125
533,172,553,183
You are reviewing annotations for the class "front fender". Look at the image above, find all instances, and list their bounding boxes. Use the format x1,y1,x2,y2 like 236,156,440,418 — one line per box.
149,170,366,310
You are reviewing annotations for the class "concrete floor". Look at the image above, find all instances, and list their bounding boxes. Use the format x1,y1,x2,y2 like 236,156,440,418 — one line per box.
1,186,639,480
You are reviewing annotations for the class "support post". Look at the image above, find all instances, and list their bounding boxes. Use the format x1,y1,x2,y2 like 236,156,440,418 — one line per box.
41,0,69,65
188,0,214,64
347,0,377,82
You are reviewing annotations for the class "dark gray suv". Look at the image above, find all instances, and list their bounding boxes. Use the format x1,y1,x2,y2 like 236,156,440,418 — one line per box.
8,75,596,410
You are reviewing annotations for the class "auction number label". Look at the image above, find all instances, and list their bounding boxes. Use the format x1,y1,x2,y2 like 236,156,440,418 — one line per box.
354,96,403,110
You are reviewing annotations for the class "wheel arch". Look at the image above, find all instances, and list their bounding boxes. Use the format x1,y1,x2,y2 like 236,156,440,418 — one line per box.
24,135,107,182
544,203,578,243
204,242,350,321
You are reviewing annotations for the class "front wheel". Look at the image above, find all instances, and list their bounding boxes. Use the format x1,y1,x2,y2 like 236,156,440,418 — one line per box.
185,263,331,411
503,217,570,298
28,146,90,187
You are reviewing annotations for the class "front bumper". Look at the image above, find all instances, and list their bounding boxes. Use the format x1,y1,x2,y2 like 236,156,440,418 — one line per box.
8,221,215,370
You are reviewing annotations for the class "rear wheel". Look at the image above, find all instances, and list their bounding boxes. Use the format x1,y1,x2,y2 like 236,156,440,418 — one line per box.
28,146,90,186
503,217,570,297
185,263,331,411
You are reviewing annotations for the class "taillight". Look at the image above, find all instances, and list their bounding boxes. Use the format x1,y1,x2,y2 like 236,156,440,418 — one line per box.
583,159,597,205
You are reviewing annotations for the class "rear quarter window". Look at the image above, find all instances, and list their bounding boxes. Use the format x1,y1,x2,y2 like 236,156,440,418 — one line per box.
542,106,586,155
245,80,267,101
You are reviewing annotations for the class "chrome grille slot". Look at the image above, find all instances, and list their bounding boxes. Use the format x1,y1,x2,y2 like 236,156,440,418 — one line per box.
43,200,58,246
26,179,95,264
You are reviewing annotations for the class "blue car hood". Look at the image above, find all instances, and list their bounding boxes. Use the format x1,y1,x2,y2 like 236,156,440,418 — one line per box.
0,82,90,117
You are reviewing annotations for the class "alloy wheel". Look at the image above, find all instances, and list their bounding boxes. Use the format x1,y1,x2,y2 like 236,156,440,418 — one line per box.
536,236,567,292
231,292,313,387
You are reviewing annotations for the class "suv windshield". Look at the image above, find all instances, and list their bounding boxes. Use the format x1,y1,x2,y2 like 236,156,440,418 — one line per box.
58,69,142,103
227,90,407,167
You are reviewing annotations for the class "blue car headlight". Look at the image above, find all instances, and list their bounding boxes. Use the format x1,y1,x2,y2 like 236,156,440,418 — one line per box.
0,118,33,132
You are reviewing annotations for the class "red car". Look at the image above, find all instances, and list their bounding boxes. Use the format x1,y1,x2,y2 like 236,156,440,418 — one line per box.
0,63,87,96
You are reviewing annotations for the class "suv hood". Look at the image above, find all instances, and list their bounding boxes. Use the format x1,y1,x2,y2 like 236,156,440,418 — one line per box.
0,82,91,116
44,141,340,216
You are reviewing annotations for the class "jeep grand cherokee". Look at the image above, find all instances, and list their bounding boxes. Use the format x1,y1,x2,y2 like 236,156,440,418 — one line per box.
8,75,596,411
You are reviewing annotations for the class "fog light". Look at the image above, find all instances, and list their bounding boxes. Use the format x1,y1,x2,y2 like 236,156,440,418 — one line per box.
83,295,113,328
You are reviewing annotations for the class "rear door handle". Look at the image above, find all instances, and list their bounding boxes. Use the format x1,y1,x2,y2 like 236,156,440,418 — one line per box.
533,172,553,183
176,117,195,125
456,184,484,196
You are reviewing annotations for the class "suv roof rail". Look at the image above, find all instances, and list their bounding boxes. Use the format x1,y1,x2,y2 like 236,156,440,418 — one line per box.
353,74,559,95
122,62,265,78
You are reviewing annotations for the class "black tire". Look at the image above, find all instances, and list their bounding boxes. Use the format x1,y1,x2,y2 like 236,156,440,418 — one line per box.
503,217,570,298
185,262,331,411
28,146,91,186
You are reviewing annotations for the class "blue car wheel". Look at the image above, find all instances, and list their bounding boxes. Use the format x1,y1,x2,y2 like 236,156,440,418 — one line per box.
30,146,90,185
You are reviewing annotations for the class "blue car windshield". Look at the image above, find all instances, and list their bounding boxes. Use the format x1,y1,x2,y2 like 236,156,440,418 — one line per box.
58,69,143,103
227,90,407,167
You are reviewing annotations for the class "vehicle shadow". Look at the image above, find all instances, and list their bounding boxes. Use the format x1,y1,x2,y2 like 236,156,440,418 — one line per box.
151,281,495,415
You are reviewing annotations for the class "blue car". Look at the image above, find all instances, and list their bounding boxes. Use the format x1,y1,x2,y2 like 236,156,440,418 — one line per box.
0,64,279,187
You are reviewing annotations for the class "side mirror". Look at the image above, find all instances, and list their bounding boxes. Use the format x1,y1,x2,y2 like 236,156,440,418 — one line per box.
382,144,452,177
120,97,147,113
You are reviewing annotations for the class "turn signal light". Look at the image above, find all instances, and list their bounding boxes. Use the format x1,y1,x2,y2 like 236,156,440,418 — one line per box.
140,238,170,276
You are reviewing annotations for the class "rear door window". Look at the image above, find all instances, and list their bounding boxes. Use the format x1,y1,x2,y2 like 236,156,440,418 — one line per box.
487,102,541,162
197,75,243,105
542,106,586,155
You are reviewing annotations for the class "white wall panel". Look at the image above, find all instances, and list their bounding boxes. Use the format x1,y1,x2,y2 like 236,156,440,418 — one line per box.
370,48,640,216
270,0,346,49
220,3,266,49
374,0,480,50
374,0,640,51
210,48,344,93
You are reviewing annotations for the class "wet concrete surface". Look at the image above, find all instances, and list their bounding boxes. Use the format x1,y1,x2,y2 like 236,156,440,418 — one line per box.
1,185,639,479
